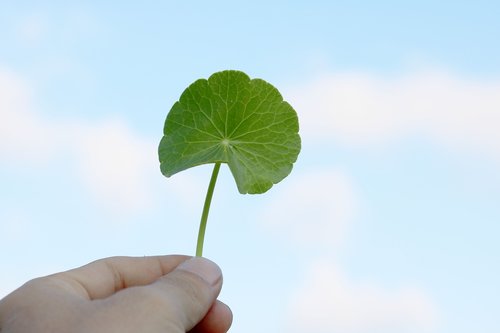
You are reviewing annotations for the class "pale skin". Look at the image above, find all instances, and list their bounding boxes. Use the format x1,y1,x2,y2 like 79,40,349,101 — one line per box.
0,255,232,333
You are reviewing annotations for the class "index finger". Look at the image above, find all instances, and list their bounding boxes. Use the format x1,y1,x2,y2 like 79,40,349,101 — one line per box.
50,255,191,300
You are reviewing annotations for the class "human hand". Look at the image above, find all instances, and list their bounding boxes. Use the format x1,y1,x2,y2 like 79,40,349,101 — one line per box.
0,255,232,333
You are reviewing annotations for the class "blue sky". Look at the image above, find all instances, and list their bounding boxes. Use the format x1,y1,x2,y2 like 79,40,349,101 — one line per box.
1,1,499,332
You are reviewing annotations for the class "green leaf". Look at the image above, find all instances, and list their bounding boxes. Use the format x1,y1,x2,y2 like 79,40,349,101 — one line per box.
158,70,301,194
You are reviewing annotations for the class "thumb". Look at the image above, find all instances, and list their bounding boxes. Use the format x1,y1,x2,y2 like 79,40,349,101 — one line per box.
152,257,223,331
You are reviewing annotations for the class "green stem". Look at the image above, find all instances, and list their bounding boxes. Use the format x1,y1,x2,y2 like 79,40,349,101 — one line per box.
196,162,221,257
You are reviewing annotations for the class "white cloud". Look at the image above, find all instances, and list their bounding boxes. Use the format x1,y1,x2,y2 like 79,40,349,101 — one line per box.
287,260,439,333
14,7,101,47
258,165,440,333
260,168,357,249
0,68,156,215
287,71,500,160
72,119,156,214
0,67,57,162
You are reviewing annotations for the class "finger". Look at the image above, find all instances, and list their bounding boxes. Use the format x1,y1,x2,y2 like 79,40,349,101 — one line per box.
189,300,233,333
52,255,191,300
136,257,224,331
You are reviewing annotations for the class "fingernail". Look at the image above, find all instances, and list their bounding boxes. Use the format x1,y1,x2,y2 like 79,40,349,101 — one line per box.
177,257,222,286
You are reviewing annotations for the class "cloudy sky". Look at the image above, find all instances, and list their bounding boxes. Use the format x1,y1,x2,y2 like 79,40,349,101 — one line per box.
1,1,499,332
